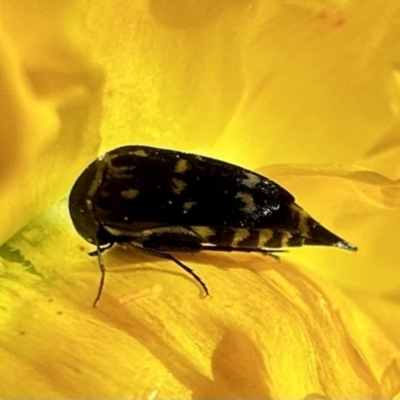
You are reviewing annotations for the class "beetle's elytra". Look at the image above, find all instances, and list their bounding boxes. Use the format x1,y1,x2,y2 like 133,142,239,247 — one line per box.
69,145,357,307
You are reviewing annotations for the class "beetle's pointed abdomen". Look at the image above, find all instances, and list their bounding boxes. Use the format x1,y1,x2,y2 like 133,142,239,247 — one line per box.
289,203,357,251
303,220,357,251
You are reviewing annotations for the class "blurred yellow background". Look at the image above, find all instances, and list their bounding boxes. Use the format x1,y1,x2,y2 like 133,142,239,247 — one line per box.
0,0,399,398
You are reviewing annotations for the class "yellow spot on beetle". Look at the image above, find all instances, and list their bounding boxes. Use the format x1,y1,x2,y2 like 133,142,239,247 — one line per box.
242,172,260,189
172,178,186,194
132,149,148,157
86,155,108,206
235,192,256,213
183,201,196,211
289,203,309,235
121,189,139,199
175,159,188,173
231,229,250,247
281,231,293,247
141,227,198,237
190,226,215,240
258,229,274,247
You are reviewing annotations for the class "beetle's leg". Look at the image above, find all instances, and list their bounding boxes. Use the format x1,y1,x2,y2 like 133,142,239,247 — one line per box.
92,246,107,308
199,245,287,260
123,242,209,297
90,239,115,307
88,242,114,257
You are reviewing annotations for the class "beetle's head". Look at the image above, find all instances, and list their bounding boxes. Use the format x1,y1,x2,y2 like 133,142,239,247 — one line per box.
69,157,113,247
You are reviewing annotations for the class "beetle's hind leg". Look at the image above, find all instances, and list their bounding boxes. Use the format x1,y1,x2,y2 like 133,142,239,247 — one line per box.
123,242,209,297
199,244,287,260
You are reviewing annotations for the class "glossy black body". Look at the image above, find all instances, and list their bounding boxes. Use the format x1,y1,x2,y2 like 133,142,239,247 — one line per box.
69,145,357,305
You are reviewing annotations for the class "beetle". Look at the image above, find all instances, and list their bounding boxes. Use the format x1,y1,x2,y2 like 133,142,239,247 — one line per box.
69,145,357,307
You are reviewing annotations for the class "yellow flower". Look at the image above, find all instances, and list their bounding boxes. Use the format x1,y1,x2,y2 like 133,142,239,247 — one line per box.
1,0,400,398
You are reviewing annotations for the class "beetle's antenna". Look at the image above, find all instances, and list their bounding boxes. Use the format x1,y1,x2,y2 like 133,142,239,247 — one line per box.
124,242,210,297
93,246,106,308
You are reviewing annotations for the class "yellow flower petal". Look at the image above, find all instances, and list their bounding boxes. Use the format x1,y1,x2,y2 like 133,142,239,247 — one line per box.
2,0,400,398
0,0,103,244
1,196,398,398
212,0,400,167
85,0,252,152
